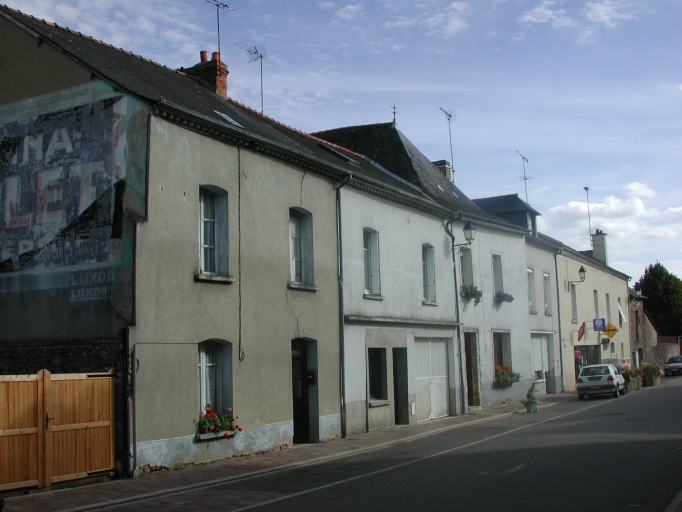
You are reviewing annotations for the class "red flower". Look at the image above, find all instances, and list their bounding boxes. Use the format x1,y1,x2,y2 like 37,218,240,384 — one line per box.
223,433,229,438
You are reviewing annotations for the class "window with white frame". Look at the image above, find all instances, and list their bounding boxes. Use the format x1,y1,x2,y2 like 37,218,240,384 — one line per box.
605,293,612,324
618,297,624,327
593,290,600,318
363,228,381,295
492,254,504,294
198,341,219,412
459,248,474,287
570,284,578,321
493,332,512,370
290,208,314,285
527,268,536,313
422,244,436,302
543,272,552,315
199,187,228,276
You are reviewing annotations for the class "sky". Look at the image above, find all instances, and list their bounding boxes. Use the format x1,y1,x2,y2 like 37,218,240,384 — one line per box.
8,0,682,281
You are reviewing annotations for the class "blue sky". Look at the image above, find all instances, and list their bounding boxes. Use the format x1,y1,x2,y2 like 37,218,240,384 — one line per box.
10,0,682,280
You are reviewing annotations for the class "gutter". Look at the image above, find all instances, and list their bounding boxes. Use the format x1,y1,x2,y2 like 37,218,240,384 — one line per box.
553,248,565,393
335,174,352,438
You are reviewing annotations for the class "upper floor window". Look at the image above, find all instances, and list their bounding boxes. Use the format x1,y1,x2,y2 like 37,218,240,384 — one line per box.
570,284,578,321
363,228,381,296
200,187,228,276
290,208,314,285
460,248,474,287
527,268,536,313
593,290,600,319
605,293,612,324
492,254,504,294
618,297,624,327
543,272,552,315
422,244,436,302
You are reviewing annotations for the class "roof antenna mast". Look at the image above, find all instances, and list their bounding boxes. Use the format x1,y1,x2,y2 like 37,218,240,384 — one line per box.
235,43,267,113
516,150,532,202
205,0,235,56
440,108,455,184
584,185,592,246
391,104,398,126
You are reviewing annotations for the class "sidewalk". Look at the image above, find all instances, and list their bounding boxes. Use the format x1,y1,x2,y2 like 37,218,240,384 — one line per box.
2,393,575,512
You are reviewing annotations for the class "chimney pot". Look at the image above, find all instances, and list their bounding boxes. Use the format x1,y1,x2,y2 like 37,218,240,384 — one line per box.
200,51,208,63
431,160,452,182
212,52,221,62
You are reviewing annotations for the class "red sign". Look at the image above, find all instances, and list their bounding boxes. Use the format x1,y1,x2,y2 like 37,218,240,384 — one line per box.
574,352,582,358
577,322,586,341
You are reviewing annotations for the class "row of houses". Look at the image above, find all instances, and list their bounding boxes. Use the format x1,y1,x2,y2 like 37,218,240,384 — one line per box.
0,5,636,486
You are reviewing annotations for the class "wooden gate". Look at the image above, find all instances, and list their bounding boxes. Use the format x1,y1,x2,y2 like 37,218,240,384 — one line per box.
0,370,115,491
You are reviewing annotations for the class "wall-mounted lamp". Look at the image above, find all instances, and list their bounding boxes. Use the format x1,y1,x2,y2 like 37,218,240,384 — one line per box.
445,219,476,249
569,266,587,285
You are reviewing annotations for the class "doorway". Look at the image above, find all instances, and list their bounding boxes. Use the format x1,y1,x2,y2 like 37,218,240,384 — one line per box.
415,338,449,422
291,339,309,443
464,332,481,408
392,348,409,425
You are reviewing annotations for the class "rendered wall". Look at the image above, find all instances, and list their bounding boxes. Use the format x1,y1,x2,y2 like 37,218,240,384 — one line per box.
130,117,340,469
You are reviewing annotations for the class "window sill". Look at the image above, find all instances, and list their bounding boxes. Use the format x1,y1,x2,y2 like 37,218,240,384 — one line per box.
195,431,236,442
363,293,385,301
545,312,553,317
194,273,236,285
529,310,537,315
572,320,578,323
368,400,389,408
287,281,319,292
422,300,438,307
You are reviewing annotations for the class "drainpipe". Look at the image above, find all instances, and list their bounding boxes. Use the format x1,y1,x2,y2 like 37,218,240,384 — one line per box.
336,174,352,438
444,217,467,415
553,249,565,393
131,342,138,476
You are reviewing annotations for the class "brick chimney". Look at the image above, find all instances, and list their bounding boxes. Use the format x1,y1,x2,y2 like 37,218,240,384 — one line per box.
178,51,229,97
591,229,608,265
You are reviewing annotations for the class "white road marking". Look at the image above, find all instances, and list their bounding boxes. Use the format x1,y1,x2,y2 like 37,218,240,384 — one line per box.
477,464,525,475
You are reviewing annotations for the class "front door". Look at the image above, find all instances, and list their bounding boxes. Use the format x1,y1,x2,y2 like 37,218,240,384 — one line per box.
415,338,449,422
291,339,309,443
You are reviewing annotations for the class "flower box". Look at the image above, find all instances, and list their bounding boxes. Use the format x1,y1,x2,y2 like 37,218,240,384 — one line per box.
494,292,515,303
195,430,236,442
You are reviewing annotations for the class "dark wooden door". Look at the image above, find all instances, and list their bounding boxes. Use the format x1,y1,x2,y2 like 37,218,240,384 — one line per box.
291,339,309,443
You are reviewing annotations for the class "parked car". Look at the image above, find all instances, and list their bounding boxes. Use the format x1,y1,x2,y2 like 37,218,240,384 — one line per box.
664,356,682,376
576,364,626,401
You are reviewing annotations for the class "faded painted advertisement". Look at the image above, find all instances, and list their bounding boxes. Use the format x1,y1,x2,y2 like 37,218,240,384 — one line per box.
0,97,126,281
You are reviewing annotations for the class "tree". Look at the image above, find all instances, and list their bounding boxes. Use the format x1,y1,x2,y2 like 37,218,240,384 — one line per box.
634,262,682,336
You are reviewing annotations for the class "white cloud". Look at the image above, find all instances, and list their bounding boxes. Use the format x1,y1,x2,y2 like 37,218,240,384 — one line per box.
420,2,471,38
583,0,635,28
519,1,576,28
624,182,657,198
335,4,363,20
318,1,336,9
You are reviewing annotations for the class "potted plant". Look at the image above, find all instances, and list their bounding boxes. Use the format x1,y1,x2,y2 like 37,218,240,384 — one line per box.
521,381,539,413
196,403,242,441
494,291,515,303
461,283,483,305
641,364,661,387
494,364,521,386
621,368,642,393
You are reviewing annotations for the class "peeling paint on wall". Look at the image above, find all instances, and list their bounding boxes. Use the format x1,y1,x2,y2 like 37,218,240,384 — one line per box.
0,97,126,279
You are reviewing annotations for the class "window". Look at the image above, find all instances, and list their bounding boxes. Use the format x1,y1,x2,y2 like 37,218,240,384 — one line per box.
493,332,512,369
198,340,232,414
527,268,536,313
368,348,387,400
363,228,381,296
198,341,219,412
593,290,600,319
290,208,314,286
570,284,578,322
460,248,474,287
606,293,612,324
492,254,504,294
618,297,624,327
543,272,552,315
422,244,436,302
199,187,228,276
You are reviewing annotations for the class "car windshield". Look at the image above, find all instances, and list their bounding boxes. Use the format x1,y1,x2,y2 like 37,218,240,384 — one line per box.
668,357,682,363
580,366,610,376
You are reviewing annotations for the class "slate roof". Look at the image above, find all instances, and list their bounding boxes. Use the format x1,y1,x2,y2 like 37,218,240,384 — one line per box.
472,194,541,216
0,5,446,212
312,123,516,227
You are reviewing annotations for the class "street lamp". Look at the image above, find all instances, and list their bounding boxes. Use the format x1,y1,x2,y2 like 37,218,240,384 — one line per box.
569,266,587,285
462,221,476,245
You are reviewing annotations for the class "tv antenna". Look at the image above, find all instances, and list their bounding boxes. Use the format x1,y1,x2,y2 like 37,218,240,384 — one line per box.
440,108,455,183
235,43,267,113
516,150,532,202
584,186,592,246
205,1,235,56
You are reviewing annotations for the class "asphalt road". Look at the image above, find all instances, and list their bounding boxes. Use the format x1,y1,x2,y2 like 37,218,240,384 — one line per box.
106,376,682,512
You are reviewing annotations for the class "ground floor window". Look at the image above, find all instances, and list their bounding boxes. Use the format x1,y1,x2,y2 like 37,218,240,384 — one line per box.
368,348,387,400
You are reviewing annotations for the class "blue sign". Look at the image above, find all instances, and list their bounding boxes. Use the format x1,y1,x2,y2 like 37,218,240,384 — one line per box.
593,318,606,331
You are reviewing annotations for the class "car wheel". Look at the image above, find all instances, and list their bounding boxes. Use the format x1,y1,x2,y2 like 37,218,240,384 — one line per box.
613,387,619,398
621,383,627,395
579,393,585,401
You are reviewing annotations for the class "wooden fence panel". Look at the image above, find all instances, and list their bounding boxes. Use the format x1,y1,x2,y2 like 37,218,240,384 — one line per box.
0,372,44,491
0,370,113,491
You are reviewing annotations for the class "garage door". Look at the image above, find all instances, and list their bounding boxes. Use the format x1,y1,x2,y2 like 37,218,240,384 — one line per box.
415,338,449,422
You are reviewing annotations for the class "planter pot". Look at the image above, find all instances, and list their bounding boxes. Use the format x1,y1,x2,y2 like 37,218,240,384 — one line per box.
526,403,539,413
643,375,661,387
195,430,236,442
626,377,642,393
